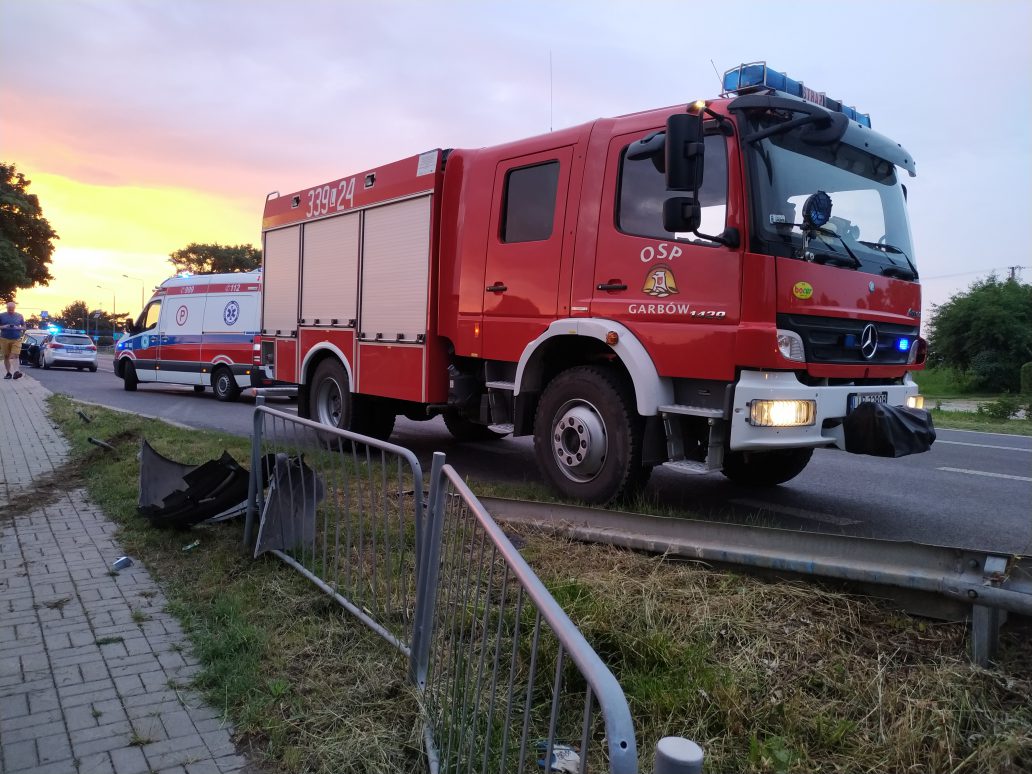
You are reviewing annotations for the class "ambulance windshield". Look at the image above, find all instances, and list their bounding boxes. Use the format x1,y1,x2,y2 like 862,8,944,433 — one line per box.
743,112,916,280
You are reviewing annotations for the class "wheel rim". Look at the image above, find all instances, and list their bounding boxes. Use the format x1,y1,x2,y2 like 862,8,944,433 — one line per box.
314,376,345,427
216,374,229,396
551,399,607,483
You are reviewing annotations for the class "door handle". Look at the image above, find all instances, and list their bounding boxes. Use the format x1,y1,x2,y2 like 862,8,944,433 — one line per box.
486,283,508,293
596,282,628,292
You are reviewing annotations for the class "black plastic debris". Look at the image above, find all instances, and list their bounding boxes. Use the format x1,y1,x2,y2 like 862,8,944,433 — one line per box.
254,452,326,556
137,440,250,529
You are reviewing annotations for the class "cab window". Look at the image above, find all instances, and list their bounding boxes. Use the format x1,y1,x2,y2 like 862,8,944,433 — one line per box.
501,161,560,243
139,301,162,331
617,132,728,244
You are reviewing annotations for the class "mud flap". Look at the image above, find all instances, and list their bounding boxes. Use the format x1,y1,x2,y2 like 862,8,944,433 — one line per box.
253,453,326,557
843,403,936,458
137,440,251,529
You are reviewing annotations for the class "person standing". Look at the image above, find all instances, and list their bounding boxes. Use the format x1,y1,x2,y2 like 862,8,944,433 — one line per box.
1,300,26,379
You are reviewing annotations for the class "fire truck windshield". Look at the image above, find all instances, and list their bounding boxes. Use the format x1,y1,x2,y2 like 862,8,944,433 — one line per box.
743,113,916,279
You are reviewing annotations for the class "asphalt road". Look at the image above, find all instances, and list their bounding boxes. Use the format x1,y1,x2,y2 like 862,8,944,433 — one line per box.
22,357,1032,555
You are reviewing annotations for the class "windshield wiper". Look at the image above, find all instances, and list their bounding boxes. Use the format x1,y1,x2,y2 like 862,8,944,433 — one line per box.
859,240,919,280
776,223,862,269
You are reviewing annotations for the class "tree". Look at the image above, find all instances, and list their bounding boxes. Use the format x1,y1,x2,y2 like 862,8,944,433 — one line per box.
927,275,1032,392
169,243,261,274
0,162,58,300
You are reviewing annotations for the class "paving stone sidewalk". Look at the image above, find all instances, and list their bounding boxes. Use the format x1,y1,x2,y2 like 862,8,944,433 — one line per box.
1,375,250,774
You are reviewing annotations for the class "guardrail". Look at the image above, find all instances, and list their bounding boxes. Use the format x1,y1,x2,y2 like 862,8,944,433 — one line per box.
478,497,1032,667
244,408,703,773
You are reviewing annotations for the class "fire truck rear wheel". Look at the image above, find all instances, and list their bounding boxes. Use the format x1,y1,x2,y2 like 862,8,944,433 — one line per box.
443,411,508,442
310,359,353,431
533,366,647,505
212,366,241,402
721,448,814,487
122,361,138,391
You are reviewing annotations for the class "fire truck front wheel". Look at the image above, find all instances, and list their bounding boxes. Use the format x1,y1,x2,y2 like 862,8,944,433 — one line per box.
721,448,814,487
533,366,648,505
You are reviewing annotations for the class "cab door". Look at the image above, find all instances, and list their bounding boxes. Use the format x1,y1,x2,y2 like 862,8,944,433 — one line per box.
130,299,162,382
591,126,742,380
480,147,573,362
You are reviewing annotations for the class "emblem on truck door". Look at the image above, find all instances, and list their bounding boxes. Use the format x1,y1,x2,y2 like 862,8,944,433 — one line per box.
860,323,879,360
642,265,679,298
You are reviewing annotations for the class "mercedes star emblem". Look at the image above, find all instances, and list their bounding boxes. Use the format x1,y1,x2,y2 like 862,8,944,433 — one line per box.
860,323,879,360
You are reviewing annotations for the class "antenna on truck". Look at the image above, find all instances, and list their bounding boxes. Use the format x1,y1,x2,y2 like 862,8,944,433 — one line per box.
710,59,722,89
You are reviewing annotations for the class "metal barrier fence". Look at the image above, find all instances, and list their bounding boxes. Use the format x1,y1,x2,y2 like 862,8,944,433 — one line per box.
244,408,702,773
243,405,425,655
412,456,640,774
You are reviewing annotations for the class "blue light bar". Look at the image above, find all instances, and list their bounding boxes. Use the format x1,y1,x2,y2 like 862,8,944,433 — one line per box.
722,62,872,128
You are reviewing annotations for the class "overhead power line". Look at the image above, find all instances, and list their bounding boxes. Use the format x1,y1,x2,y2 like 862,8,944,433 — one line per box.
922,266,1029,281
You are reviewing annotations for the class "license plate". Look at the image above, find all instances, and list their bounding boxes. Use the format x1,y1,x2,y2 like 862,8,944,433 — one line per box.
848,391,888,412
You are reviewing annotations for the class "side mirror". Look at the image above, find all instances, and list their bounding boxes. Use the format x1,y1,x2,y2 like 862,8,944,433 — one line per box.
665,113,705,192
662,197,701,234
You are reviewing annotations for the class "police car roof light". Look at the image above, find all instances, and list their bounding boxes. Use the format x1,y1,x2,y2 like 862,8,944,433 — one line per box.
722,61,872,128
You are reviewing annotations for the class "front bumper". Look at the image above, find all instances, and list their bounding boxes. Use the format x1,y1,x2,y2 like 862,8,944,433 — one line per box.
729,369,919,452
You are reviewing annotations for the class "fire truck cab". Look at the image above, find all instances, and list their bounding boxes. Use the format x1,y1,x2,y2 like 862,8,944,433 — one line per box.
258,62,934,503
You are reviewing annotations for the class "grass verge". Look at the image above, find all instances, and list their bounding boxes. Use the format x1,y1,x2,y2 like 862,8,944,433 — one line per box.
930,409,1032,436
48,396,1031,773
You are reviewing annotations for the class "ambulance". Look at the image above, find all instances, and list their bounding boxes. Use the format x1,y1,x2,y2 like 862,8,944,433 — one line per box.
115,271,261,401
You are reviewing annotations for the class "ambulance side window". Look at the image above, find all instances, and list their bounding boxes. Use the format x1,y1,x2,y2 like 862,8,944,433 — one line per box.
617,132,728,244
500,161,560,243
140,301,162,332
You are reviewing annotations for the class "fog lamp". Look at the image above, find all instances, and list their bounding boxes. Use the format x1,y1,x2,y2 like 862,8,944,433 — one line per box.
906,395,925,409
749,399,816,427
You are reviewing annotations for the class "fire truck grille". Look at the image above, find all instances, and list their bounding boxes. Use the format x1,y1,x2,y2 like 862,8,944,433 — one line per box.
777,314,918,366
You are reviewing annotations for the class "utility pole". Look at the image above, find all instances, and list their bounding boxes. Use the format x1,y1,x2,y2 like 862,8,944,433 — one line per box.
1007,266,1020,281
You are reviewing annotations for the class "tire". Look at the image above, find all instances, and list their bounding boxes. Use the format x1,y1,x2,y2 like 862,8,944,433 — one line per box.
305,359,395,442
122,361,138,391
443,410,508,442
211,366,240,402
42,356,51,370
721,448,814,487
533,366,647,505
89,366,97,372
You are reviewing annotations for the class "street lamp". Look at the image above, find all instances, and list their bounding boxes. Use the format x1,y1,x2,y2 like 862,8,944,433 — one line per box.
123,274,145,311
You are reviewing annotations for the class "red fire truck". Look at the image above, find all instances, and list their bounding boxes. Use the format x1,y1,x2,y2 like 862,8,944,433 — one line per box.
257,62,933,503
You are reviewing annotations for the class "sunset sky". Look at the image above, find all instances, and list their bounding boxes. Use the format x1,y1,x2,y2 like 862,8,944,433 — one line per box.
2,0,1030,323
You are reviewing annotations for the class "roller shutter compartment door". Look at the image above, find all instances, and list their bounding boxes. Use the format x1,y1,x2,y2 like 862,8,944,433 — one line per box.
301,212,359,326
262,226,301,335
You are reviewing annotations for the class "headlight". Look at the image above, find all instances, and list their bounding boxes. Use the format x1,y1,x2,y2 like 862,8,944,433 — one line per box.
906,395,925,409
776,329,805,362
749,399,816,427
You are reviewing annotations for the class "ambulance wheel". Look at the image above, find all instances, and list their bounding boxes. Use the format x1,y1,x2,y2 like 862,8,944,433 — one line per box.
443,411,508,442
721,448,814,487
122,362,138,391
533,366,647,505
212,367,240,402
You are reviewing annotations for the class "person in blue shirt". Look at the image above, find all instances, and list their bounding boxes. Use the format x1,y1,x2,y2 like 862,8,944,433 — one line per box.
1,300,26,379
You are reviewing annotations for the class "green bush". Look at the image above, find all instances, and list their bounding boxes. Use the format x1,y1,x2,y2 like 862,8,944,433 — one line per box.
1021,362,1032,395
976,395,1021,420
